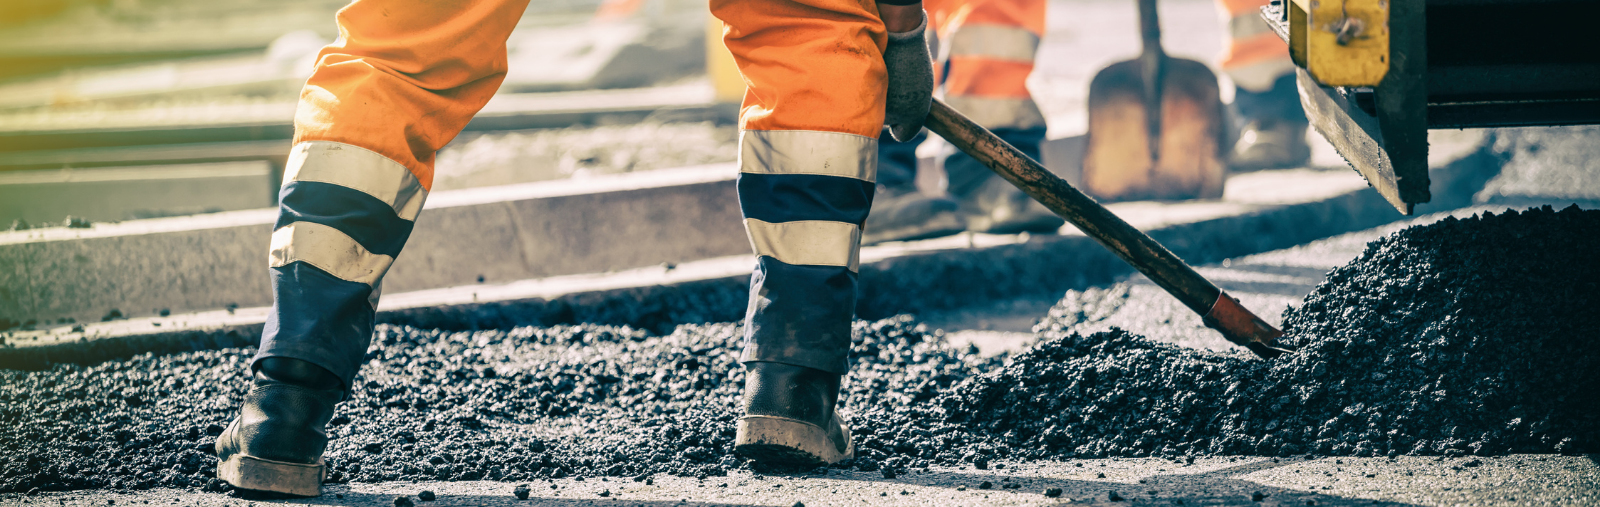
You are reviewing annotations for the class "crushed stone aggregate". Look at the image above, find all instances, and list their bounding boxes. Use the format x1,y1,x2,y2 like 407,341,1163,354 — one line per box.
0,206,1594,494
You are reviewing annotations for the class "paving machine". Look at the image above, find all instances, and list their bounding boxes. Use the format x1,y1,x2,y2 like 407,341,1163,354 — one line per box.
1260,0,1600,214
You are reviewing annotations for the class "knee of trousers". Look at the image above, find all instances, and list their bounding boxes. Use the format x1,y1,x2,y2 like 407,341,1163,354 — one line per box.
295,0,532,189
256,141,430,389
712,0,889,137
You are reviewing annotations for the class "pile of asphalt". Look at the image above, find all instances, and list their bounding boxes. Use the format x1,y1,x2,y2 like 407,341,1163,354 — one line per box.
0,206,1594,494
941,205,1599,459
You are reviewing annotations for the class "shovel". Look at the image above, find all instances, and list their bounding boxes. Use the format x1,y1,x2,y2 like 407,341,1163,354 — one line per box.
1080,0,1227,202
924,99,1291,359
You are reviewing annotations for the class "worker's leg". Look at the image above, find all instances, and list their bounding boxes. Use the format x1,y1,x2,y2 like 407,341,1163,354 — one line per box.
926,0,1062,233
218,0,531,496
715,0,885,464
262,0,529,393
1217,0,1308,170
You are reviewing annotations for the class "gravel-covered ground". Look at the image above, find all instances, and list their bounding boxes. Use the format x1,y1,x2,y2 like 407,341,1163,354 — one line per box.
1,206,1596,496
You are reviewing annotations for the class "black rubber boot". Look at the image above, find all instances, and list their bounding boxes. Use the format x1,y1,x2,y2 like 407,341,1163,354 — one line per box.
734,362,854,466
215,358,343,497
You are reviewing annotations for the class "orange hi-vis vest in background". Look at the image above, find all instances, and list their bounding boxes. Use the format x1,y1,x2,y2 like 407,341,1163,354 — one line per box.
926,0,1046,130
1216,0,1295,92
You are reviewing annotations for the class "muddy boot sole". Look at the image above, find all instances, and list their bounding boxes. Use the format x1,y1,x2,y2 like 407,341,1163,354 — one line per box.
217,454,325,497
735,414,854,466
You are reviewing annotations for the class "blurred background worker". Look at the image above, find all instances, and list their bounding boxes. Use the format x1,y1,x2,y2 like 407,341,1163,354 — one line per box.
215,0,936,495
864,0,1065,244
1217,0,1310,170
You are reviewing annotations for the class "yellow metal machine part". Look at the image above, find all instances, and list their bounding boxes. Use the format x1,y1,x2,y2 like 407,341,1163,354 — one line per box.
705,17,745,104
1288,0,1389,87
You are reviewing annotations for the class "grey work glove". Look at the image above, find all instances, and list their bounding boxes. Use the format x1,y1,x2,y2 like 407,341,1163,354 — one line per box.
883,11,934,142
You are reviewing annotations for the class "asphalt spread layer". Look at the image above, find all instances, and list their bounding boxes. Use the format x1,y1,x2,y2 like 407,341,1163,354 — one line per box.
0,318,1003,493
1,206,1595,494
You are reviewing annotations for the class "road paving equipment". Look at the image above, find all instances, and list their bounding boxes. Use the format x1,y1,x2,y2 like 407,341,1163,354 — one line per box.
1261,0,1600,214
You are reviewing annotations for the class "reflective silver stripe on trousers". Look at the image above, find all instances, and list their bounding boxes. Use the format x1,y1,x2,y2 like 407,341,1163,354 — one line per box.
744,218,862,272
944,95,1048,130
283,141,429,221
268,222,395,287
739,130,878,182
946,23,1040,63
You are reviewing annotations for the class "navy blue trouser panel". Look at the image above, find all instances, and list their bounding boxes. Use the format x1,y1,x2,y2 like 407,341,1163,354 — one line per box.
737,173,876,225
946,126,1046,198
257,263,378,391
739,257,858,374
275,180,415,256
256,179,416,391
737,172,874,374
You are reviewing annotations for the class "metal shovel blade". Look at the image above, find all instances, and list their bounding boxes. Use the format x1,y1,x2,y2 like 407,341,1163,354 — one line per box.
1081,0,1228,203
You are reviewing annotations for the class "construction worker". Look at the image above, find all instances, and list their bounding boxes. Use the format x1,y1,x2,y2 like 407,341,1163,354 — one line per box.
1218,0,1310,170
864,0,1062,244
214,0,934,496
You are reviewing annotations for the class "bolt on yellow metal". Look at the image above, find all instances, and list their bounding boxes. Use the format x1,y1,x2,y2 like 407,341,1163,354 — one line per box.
1289,0,1389,87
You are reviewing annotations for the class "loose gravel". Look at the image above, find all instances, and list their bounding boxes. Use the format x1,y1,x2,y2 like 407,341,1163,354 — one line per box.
0,205,1594,494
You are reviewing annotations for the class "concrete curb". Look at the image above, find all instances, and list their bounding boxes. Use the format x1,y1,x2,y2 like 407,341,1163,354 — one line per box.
0,132,1500,369
0,164,747,327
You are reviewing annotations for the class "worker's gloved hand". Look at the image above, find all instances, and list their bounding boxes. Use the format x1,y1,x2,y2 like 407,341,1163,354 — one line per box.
883,10,934,142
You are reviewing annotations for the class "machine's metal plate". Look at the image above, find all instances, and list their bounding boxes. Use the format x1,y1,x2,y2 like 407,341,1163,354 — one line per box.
1295,69,1411,214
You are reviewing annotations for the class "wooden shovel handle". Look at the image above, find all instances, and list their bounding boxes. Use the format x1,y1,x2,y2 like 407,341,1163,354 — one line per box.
923,99,1290,358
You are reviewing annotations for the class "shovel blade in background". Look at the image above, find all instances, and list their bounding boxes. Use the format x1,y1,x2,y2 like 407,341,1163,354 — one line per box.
1081,56,1228,202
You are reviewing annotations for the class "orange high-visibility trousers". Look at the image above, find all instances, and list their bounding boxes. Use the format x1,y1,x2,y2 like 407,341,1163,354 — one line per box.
925,0,1046,130
1216,0,1294,92
712,0,887,374
259,0,531,388
263,0,890,386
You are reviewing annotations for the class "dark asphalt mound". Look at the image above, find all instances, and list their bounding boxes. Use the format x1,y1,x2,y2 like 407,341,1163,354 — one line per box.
941,205,1600,459
1,205,1595,494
